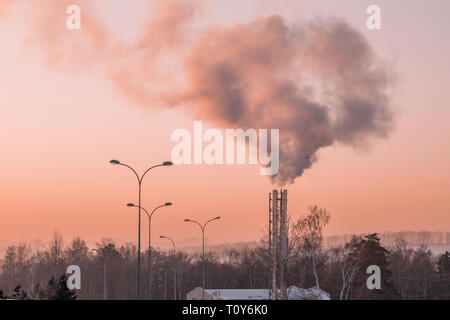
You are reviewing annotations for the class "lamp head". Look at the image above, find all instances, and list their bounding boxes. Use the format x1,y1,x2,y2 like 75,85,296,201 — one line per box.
163,161,173,166
110,159,120,165
165,202,173,206
160,235,165,239
184,219,190,222
126,203,136,207
215,216,221,220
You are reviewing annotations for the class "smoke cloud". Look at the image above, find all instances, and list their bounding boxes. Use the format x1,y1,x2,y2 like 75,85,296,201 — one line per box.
6,0,395,185
22,0,113,71
179,16,395,184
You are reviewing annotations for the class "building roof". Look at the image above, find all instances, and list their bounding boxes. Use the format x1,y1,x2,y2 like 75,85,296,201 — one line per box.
205,289,270,300
187,286,330,300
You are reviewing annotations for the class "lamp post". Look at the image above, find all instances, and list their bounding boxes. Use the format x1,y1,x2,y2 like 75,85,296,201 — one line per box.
184,216,221,300
109,159,172,300
160,235,177,300
127,202,172,300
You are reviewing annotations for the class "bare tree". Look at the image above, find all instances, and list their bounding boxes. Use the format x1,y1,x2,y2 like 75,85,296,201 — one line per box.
0,244,31,294
293,206,330,288
48,231,64,265
389,238,413,299
330,240,363,300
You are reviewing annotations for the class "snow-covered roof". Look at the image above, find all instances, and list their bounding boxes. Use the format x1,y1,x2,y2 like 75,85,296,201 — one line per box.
287,286,331,300
205,289,270,300
192,286,330,300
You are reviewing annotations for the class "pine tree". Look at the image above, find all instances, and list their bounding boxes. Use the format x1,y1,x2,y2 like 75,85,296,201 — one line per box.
33,274,77,300
348,233,398,299
436,251,450,299
52,274,77,300
437,251,450,276
0,289,7,300
11,285,28,300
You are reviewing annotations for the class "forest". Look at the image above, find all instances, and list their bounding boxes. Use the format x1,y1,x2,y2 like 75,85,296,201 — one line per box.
1,207,450,300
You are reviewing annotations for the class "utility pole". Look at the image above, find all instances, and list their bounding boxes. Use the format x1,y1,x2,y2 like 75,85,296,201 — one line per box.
164,270,168,300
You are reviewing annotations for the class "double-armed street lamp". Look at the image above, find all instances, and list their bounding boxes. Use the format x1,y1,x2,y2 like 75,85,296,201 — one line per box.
184,216,221,300
160,235,177,300
127,202,172,300
109,159,172,300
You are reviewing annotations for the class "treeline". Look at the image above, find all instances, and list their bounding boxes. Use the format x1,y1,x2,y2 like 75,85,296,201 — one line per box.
1,208,450,300
326,231,450,248
0,274,77,300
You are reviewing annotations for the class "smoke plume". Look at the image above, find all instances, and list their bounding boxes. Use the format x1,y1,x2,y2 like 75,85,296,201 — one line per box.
5,0,395,185
179,16,395,184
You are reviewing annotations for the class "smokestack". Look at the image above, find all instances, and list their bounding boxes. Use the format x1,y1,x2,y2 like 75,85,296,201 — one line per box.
280,189,288,299
271,190,278,299
269,189,288,299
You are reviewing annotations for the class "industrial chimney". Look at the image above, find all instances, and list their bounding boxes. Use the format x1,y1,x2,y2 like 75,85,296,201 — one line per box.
268,189,288,300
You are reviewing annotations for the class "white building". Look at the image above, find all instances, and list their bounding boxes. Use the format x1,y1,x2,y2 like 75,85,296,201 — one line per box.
186,286,330,300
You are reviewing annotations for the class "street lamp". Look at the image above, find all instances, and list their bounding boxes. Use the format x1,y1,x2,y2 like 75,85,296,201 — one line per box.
184,216,221,300
160,235,177,300
109,159,172,300
127,202,172,300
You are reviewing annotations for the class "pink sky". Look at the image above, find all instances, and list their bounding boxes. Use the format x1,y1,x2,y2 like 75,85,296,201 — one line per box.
0,0,449,251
